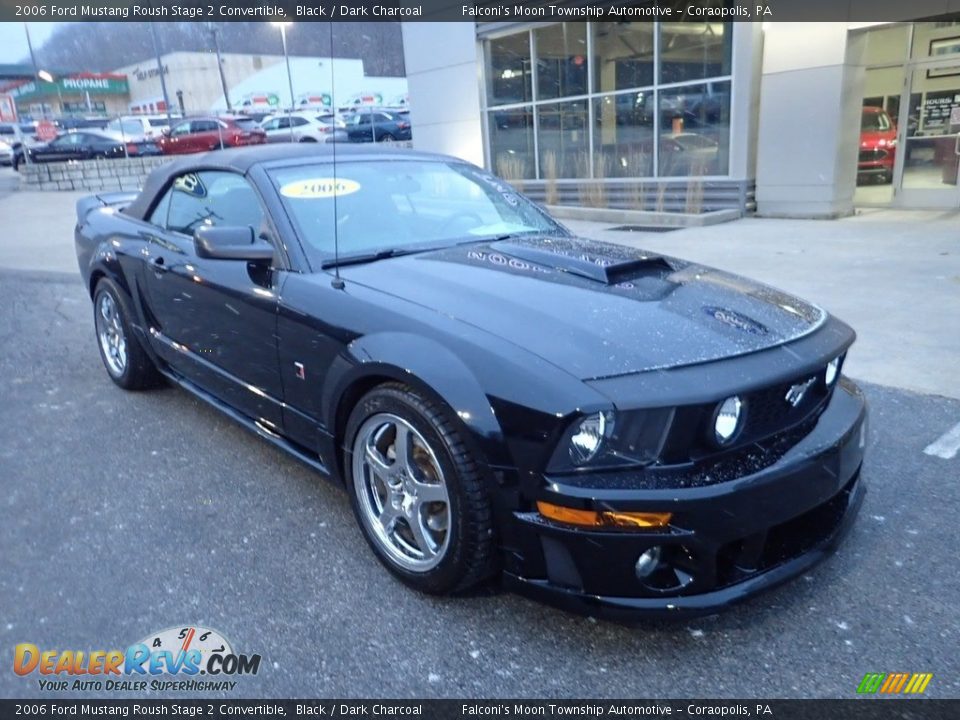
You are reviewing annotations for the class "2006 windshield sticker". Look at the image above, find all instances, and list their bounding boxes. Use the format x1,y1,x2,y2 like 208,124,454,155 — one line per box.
12,625,262,692
280,177,361,199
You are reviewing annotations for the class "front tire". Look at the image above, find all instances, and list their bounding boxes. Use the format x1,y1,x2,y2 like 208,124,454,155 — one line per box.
345,383,494,594
93,278,162,391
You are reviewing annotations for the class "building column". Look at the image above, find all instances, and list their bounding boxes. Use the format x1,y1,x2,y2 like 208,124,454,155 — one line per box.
755,23,867,217
401,22,485,166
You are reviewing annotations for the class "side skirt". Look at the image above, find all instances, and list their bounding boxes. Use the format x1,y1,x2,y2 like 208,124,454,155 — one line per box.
159,367,334,481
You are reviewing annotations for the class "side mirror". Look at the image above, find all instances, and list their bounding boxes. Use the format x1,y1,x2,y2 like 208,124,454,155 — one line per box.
194,225,273,262
161,128,171,137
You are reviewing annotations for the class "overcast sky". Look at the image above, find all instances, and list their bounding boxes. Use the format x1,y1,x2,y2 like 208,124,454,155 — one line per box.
0,23,63,65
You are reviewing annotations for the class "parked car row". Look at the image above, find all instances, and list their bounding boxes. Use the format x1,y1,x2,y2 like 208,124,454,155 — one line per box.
2,107,413,169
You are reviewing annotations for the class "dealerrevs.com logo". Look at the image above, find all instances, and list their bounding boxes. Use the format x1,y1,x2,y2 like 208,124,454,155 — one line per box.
13,626,261,692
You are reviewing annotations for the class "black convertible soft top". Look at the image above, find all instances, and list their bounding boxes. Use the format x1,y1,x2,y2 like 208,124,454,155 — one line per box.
123,143,449,221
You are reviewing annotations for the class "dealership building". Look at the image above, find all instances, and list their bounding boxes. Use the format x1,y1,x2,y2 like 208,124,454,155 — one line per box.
402,19,960,217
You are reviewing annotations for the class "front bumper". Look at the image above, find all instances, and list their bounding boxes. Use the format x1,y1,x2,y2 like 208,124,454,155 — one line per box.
503,378,867,620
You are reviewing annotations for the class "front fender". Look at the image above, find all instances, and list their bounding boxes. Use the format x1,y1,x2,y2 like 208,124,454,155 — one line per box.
323,332,512,469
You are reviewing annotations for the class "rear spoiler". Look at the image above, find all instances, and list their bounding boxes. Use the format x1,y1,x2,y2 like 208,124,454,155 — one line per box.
75,191,139,222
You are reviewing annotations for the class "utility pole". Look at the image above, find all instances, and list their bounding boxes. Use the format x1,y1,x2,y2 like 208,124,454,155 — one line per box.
209,24,231,112
148,17,172,122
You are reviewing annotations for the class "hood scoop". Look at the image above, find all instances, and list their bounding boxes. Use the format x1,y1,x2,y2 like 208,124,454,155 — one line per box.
490,240,672,285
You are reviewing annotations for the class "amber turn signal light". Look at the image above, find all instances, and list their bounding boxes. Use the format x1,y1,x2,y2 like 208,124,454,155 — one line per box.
536,501,672,529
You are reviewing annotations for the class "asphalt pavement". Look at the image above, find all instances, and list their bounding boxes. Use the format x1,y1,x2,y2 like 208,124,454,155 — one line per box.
0,270,958,699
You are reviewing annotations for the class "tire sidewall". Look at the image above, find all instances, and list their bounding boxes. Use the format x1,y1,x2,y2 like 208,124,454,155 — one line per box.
93,279,139,389
345,387,473,594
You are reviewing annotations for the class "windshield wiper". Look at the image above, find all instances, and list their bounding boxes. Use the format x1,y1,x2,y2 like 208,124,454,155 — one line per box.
321,247,423,269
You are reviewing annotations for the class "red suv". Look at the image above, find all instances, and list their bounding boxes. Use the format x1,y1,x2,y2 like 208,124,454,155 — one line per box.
858,106,897,184
158,116,266,155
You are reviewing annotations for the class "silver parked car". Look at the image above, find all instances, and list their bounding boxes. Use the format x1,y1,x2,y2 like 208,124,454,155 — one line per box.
259,111,346,144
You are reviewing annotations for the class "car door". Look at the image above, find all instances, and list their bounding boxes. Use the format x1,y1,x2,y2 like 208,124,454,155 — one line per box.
164,121,193,154
37,134,79,162
289,116,310,141
192,120,223,151
261,117,281,143
348,114,372,142
139,170,285,428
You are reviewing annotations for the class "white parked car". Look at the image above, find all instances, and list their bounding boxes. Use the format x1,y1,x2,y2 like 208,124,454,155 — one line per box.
259,111,346,144
0,138,13,165
101,115,175,143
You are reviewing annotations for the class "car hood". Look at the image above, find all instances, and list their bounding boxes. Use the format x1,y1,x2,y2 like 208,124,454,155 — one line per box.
860,129,895,147
340,236,827,380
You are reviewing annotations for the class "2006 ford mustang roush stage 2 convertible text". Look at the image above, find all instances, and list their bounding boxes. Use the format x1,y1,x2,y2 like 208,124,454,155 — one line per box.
75,144,867,619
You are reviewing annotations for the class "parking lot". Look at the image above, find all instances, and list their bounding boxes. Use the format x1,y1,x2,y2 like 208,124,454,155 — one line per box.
0,165,958,698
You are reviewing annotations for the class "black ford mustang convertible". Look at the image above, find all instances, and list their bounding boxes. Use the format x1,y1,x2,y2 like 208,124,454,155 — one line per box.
75,145,866,619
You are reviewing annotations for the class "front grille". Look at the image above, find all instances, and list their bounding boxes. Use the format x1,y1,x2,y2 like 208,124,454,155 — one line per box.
658,364,838,466
859,149,888,162
740,376,827,444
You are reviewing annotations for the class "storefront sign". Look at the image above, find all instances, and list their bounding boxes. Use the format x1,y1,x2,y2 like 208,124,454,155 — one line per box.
921,90,960,131
6,74,128,100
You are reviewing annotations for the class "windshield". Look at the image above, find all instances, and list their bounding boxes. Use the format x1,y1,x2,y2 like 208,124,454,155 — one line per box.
270,160,563,266
233,118,259,131
861,109,891,132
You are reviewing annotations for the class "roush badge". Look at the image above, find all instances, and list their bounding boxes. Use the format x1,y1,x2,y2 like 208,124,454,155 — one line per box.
703,306,769,336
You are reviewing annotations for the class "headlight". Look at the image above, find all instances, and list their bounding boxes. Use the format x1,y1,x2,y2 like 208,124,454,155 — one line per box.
569,411,613,465
546,408,674,472
825,357,840,386
713,395,743,445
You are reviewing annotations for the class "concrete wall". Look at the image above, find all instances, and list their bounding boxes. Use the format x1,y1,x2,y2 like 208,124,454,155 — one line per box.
19,156,174,192
401,22,485,166
755,23,867,217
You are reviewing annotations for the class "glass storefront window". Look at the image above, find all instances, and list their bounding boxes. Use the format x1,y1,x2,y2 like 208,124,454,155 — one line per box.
658,81,730,176
592,23,654,94
660,23,731,85
537,100,589,179
484,23,734,181
487,33,532,107
593,93,655,178
535,23,588,100
488,107,536,181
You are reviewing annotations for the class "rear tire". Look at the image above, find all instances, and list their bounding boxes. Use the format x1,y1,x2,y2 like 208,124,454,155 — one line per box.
345,383,495,595
377,133,396,142
93,278,163,391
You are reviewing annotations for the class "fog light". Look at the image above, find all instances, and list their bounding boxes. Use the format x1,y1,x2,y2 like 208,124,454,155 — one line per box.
635,546,662,579
825,357,840,386
713,395,743,445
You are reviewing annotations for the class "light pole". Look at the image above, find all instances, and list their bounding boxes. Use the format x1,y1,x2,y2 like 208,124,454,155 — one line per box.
23,22,56,118
37,70,63,117
272,22,295,142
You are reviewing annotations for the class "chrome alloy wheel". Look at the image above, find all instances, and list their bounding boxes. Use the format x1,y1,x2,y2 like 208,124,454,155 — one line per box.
95,292,127,377
352,413,451,572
